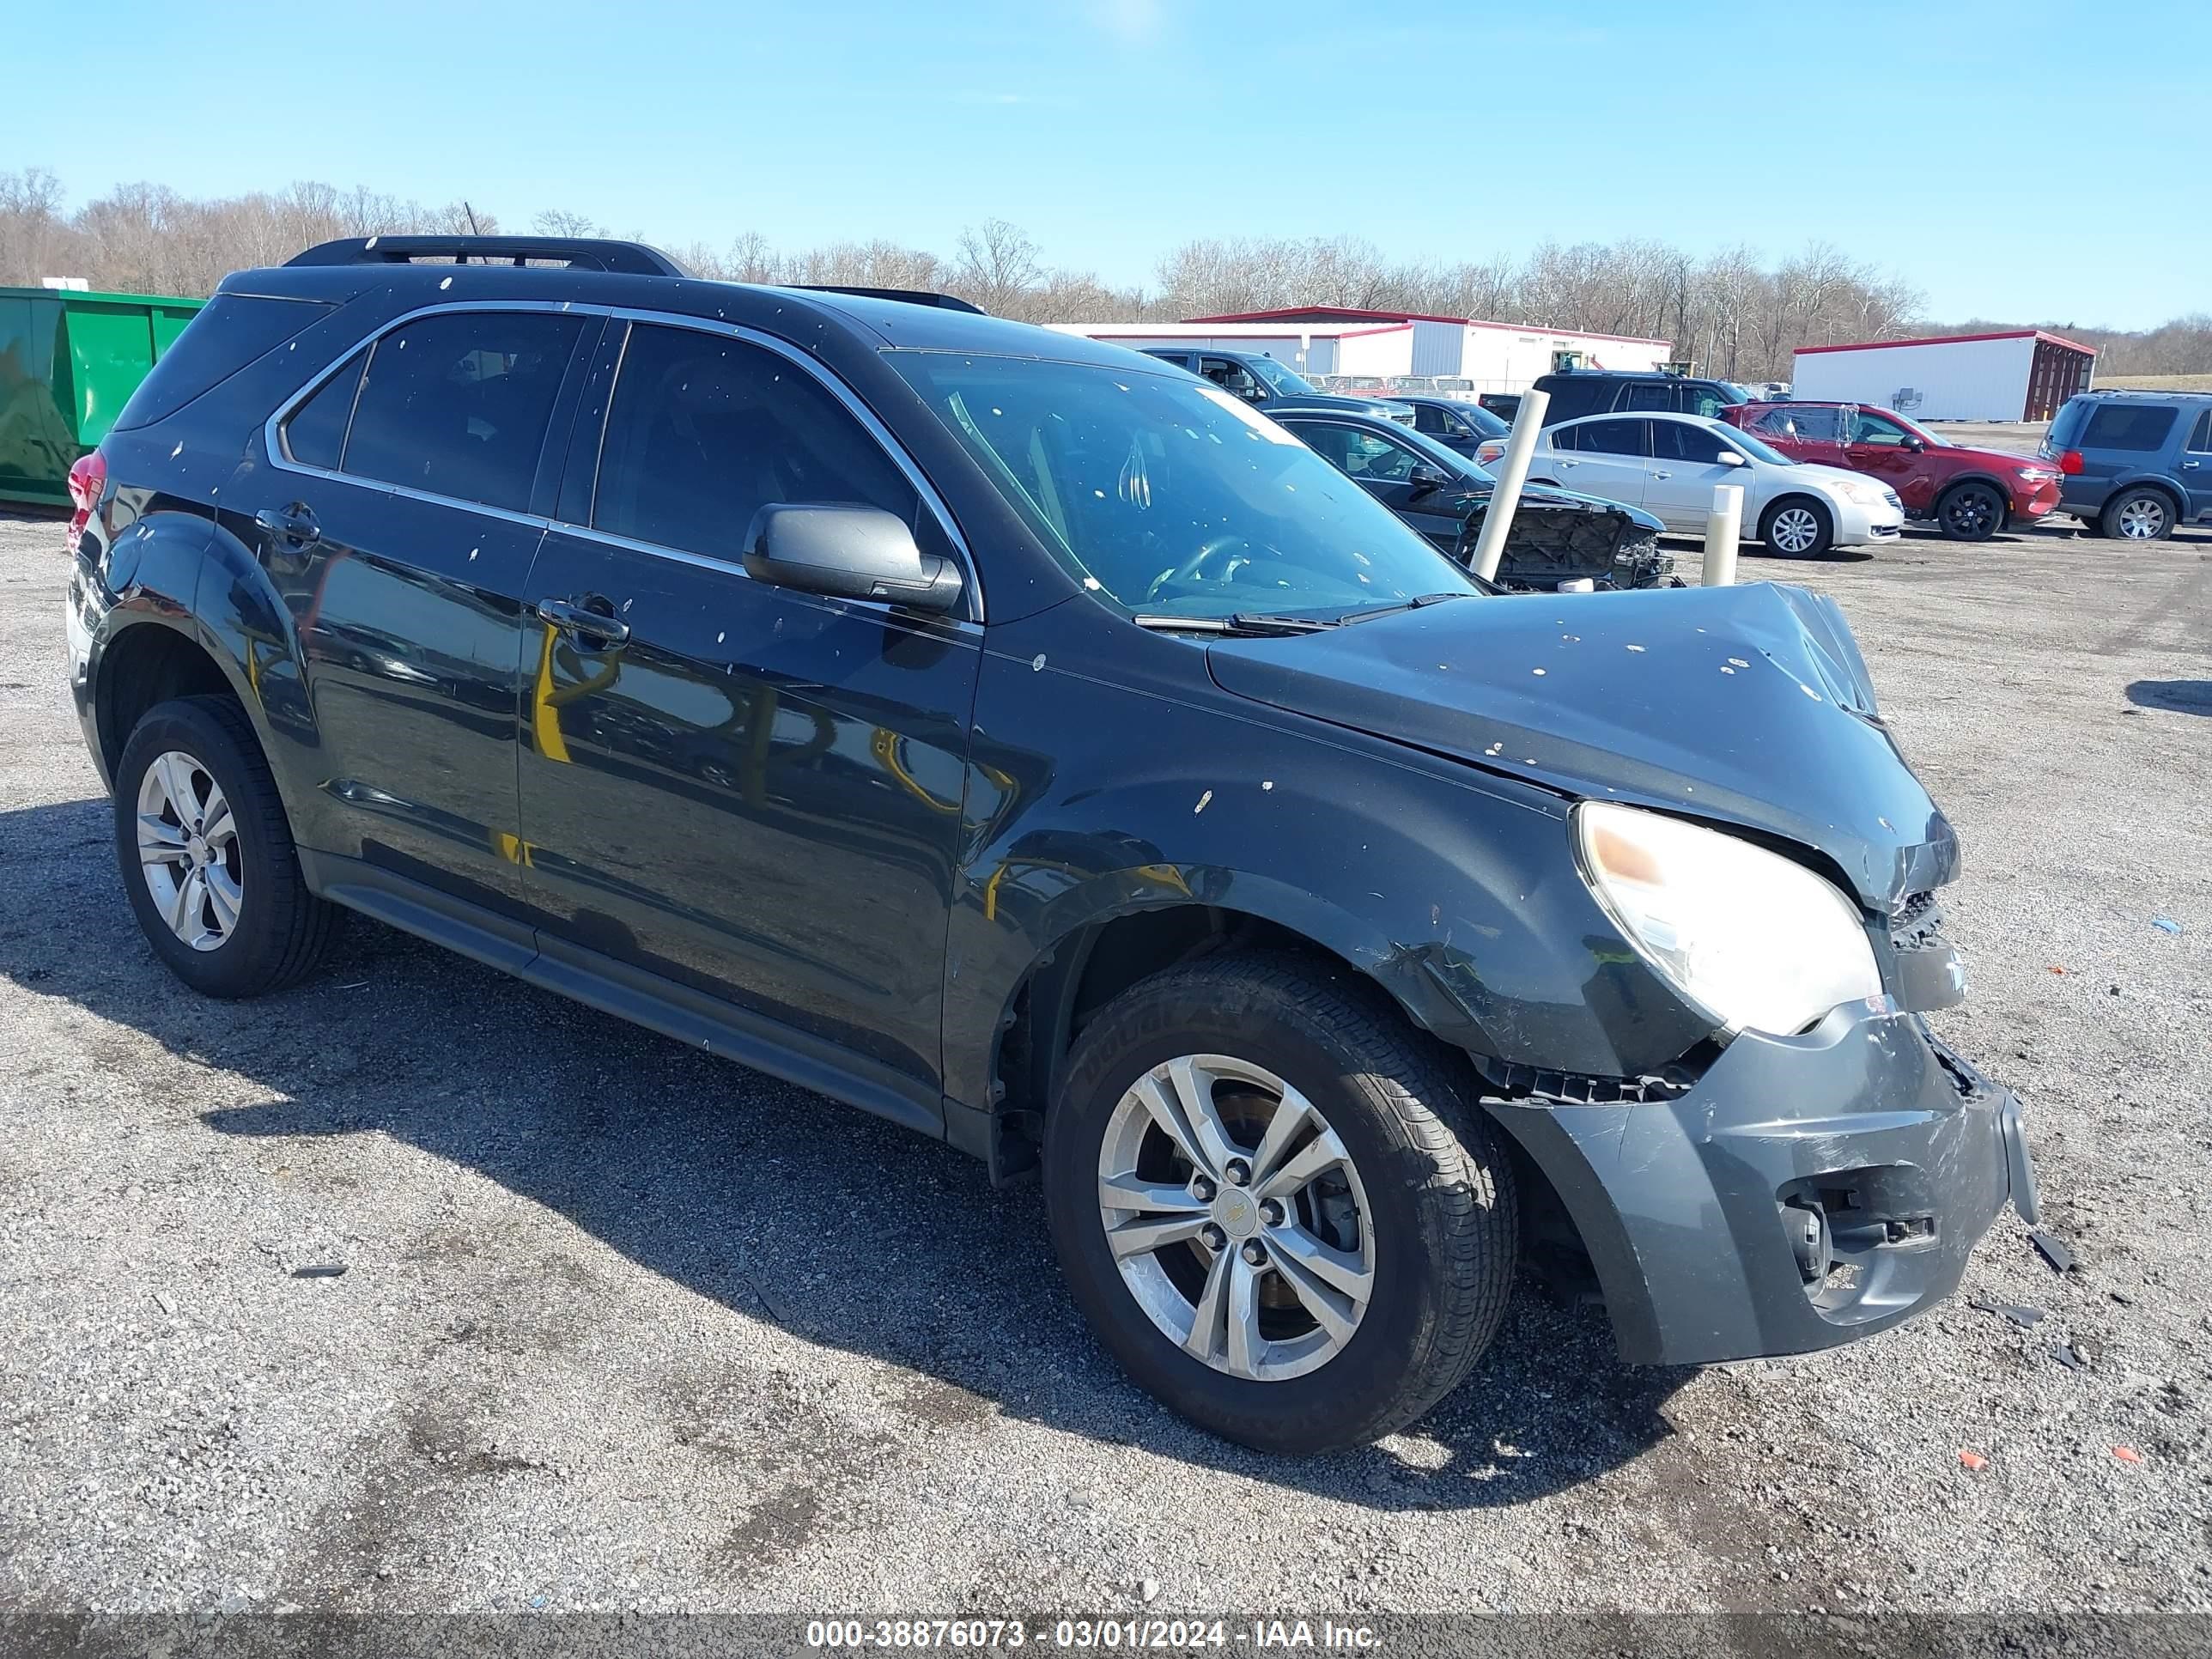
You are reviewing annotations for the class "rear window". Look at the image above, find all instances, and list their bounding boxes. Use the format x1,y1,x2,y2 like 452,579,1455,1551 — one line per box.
2045,397,2092,450
1537,378,1613,422
2081,403,2178,453
111,295,330,433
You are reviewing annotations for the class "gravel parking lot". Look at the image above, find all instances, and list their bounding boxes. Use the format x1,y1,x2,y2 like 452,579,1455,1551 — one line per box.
3,502,2208,1624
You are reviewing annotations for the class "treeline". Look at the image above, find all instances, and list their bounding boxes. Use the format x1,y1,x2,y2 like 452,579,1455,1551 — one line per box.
5,168,2206,381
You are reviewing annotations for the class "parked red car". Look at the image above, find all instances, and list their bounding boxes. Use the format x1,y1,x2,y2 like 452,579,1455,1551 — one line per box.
1719,401,2063,541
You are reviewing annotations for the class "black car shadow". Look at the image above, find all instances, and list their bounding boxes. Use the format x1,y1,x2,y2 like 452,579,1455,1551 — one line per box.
2127,679,2212,717
4,794,1685,1510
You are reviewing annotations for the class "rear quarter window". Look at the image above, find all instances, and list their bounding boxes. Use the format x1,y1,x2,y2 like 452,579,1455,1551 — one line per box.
2081,404,2178,453
111,295,331,433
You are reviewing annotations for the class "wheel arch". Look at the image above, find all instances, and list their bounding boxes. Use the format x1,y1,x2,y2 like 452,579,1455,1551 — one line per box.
975,874,1506,1179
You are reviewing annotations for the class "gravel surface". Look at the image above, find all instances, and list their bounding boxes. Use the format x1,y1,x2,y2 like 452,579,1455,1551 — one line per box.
2,505,2207,1620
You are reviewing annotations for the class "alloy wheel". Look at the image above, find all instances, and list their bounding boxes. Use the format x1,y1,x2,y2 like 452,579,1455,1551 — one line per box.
136,750,243,952
2115,495,2167,539
1097,1054,1374,1382
1770,507,1821,555
1943,487,2000,538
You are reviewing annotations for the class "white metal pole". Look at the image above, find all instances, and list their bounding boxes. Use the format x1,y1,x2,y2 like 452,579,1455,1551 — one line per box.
1703,483,1744,586
1470,387,1549,584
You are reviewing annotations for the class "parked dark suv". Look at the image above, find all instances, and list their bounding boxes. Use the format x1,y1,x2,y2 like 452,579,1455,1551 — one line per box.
66,236,2036,1454
2041,390,2212,540
1532,369,1749,427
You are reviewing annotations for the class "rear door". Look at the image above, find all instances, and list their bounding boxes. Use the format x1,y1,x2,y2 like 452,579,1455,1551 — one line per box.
1549,416,1652,510
2076,402,2180,502
515,318,981,1111
1747,403,1848,468
1643,419,1745,530
240,305,593,911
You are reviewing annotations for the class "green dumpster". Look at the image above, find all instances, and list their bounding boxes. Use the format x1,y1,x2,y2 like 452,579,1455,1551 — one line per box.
0,285,205,507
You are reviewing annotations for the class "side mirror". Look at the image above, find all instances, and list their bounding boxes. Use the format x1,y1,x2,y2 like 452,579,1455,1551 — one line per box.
744,503,963,613
1239,382,1267,403
1715,449,1747,467
1902,435,1927,453
1408,462,1455,493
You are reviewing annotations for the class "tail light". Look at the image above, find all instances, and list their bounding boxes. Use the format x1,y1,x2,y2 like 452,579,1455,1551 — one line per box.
65,449,106,552
2057,449,2084,476
1475,441,1508,467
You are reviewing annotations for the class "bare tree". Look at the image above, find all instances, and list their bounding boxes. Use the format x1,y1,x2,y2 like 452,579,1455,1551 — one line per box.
954,218,1044,315
533,208,604,238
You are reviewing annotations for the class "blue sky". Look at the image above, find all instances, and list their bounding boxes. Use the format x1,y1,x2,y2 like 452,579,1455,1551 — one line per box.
10,0,2203,329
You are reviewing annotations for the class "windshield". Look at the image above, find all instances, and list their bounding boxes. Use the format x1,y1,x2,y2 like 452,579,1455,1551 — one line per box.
1717,381,1753,404
1244,355,1315,395
887,352,1482,622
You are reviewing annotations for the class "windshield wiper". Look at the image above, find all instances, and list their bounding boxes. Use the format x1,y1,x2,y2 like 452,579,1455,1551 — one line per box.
1132,613,1341,636
1337,592,1474,625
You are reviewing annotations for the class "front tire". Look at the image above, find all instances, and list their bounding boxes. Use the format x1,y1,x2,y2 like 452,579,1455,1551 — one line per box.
2101,488,2175,542
1936,481,2006,541
1043,954,1517,1453
112,696,338,999
1759,495,1835,558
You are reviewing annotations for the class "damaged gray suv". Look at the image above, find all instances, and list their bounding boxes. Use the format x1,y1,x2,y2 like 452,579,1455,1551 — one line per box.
68,236,2037,1454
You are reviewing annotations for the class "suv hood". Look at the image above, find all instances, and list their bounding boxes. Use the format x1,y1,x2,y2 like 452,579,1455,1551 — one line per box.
1206,583,1955,908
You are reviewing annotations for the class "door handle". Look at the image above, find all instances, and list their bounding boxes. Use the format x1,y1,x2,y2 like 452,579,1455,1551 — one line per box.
537,596,630,647
254,503,320,550
2184,460,2202,470
1652,471,1673,480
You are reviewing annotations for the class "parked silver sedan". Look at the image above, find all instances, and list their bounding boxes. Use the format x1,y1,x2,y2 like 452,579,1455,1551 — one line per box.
1488,412,1905,557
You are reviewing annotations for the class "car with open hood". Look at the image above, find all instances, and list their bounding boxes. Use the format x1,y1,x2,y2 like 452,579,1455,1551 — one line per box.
1275,404,1674,591
64,235,2035,1454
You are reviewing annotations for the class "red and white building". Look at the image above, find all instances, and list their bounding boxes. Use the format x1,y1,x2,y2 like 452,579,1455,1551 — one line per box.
1790,330,2097,423
1048,306,1673,393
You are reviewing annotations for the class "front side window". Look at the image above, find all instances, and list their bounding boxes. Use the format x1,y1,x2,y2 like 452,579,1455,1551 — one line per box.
343,311,584,511
1848,407,1913,446
1577,418,1649,458
2189,410,2212,453
1199,357,1262,398
2081,404,2179,452
1683,385,1736,418
592,324,929,561
1656,421,1728,465
886,353,1477,623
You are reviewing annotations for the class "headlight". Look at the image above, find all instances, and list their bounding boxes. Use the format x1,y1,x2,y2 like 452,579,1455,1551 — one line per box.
1837,479,1887,507
1575,802,1882,1036
2018,468,2057,483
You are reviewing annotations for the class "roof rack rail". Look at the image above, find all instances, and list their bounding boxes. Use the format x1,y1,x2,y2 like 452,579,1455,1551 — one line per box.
792,284,986,316
286,235,689,277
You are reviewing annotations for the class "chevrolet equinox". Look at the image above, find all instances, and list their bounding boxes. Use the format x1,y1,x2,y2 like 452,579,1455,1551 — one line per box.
64,236,2038,1453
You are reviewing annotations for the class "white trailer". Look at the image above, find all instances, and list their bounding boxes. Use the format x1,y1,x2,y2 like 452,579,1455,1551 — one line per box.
1790,330,2096,423
1181,308,1674,394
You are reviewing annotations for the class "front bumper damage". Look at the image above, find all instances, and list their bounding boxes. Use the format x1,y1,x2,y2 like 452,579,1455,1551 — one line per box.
1485,998,2038,1366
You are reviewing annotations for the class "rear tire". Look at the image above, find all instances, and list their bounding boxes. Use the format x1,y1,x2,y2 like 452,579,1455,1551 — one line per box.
1043,953,1517,1454
1936,481,2005,541
112,696,338,999
2100,488,2175,542
1759,495,1836,558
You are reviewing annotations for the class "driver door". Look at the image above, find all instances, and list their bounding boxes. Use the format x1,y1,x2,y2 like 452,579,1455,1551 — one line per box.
1644,419,1747,528
1841,405,1925,503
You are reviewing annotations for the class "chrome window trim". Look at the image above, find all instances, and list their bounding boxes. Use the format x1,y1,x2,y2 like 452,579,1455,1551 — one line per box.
263,299,983,623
